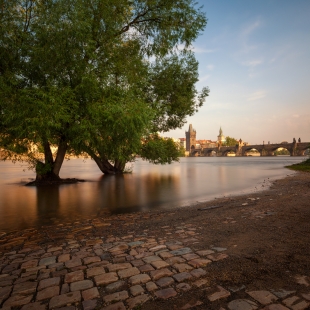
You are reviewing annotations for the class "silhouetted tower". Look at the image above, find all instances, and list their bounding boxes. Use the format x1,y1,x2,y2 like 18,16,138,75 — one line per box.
185,124,196,151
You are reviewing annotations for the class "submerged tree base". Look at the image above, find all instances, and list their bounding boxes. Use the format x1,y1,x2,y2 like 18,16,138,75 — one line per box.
26,178,85,186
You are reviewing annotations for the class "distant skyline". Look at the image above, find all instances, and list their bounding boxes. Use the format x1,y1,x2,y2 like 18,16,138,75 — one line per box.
163,0,310,144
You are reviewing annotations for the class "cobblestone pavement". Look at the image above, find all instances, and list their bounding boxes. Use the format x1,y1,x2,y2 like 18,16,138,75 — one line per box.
0,211,310,310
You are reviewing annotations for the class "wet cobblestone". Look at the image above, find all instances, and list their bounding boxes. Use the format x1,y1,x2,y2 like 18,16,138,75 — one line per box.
0,213,310,309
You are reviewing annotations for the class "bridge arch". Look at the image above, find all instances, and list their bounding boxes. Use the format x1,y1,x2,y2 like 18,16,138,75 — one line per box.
222,150,236,156
272,147,291,156
297,147,310,156
242,147,261,156
204,149,217,156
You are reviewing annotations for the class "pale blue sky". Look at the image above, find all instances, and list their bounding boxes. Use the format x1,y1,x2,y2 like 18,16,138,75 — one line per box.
164,0,310,144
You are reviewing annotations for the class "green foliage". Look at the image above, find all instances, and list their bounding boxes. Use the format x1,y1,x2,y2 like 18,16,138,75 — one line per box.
149,53,209,132
140,135,180,164
178,145,186,157
223,136,238,147
286,158,310,172
0,0,209,176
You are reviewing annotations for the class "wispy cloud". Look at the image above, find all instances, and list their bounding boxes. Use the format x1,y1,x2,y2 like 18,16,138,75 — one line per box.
198,74,211,83
242,59,263,67
246,90,266,101
235,18,264,57
241,20,262,38
206,64,214,71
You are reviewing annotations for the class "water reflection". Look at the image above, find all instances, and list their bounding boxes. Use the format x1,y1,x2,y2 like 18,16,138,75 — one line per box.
98,172,180,213
0,157,305,232
36,186,60,216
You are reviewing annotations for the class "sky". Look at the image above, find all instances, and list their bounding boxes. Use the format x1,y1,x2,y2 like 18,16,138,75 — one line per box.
163,0,310,145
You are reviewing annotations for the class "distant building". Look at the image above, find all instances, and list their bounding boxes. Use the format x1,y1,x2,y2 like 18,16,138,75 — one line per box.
196,139,217,149
185,124,196,151
217,127,226,145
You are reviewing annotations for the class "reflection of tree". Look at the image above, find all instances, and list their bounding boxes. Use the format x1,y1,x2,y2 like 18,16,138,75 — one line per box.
98,173,180,214
35,186,60,223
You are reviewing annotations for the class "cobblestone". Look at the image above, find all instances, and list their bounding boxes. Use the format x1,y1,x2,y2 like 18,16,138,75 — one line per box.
107,263,132,272
247,290,278,305
156,276,175,288
173,272,193,283
36,285,59,301
12,281,37,295
103,290,129,304
82,299,98,310
49,291,81,308
208,285,231,301
128,273,151,285
150,268,173,280
3,294,33,307
146,281,158,292
155,287,177,299
126,294,149,309
82,287,99,300
130,284,144,296
105,280,126,293
64,270,84,283
0,219,309,310
86,266,105,278
118,267,140,278
70,279,93,291
38,277,60,291
94,272,118,286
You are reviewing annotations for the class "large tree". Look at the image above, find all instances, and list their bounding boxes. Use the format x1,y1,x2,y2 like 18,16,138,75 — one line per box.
0,0,209,180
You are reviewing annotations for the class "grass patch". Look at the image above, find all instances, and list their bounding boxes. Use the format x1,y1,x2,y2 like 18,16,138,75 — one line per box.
286,158,310,172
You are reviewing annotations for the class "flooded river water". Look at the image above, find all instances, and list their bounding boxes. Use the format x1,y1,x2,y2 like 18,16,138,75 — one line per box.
0,156,305,232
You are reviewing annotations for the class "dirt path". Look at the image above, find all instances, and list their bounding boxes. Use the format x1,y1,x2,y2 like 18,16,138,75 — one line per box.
0,171,310,309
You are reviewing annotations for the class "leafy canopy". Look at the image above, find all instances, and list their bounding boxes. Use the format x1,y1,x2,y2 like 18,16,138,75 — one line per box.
0,0,209,175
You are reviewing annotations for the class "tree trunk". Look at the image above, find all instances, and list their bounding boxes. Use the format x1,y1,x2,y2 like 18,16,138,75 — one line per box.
114,159,126,173
87,149,125,174
35,162,60,182
53,138,67,176
35,138,67,182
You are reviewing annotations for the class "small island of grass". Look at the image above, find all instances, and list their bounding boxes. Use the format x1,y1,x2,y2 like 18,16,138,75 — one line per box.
286,158,310,172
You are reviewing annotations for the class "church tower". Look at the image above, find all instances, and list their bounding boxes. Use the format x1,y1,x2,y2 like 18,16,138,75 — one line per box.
185,124,196,151
217,126,225,145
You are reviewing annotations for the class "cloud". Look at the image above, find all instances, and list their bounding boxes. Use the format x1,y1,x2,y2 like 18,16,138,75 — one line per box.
241,19,262,38
293,114,300,118
206,64,214,71
242,59,263,67
235,18,263,57
198,74,211,83
246,90,266,101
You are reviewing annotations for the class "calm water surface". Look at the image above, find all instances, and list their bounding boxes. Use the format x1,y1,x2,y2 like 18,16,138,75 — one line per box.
0,156,305,232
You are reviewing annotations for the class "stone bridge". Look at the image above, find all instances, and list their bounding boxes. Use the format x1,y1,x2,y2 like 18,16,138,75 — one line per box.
191,142,310,157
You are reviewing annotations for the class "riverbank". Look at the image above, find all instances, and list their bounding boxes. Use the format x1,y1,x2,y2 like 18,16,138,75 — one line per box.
0,171,310,309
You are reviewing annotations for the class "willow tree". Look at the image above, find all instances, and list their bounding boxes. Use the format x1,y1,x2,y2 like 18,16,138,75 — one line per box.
0,0,209,180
